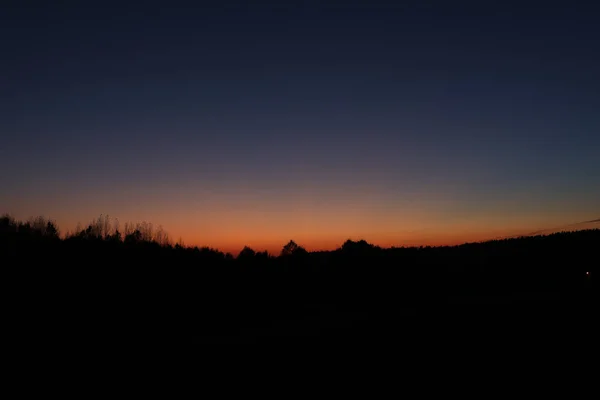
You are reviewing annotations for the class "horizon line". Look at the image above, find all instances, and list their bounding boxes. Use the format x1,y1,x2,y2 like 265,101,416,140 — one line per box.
2,212,598,254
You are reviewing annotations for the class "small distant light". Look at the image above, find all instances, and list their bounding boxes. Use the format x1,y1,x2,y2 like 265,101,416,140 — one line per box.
586,271,590,275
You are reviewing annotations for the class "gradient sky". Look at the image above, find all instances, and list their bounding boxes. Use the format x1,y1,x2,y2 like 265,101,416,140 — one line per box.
2,1,599,254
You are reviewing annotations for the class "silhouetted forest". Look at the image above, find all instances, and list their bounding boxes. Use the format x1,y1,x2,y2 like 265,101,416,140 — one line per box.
3,213,595,342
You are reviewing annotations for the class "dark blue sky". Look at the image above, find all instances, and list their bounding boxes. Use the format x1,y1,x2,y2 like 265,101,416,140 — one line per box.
2,1,599,251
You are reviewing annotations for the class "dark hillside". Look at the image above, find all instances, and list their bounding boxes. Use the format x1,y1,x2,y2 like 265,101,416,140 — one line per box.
2,214,595,345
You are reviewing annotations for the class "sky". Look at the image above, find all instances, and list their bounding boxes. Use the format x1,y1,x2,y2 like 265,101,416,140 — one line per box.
1,0,599,254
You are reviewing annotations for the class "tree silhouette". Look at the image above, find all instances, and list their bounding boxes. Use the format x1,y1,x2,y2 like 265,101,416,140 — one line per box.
125,229,142,245
280,240,298,256
341,239,375,252
238,246,256,260
46,221,59,239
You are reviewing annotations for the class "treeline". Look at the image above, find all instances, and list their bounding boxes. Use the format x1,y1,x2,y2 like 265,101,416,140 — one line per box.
2,213,596,337
0,213,296,260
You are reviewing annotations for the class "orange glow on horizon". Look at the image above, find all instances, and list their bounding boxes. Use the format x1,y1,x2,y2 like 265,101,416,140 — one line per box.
5,188,598,256
171,222,599,256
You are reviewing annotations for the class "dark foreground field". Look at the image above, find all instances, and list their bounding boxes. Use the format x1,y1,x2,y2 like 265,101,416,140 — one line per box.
3,216,596,348
197,291,594,344
16,273,593,349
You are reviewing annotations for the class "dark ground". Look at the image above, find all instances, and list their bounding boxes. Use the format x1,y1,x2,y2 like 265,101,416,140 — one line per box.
195,289,594,344
3,221,596,351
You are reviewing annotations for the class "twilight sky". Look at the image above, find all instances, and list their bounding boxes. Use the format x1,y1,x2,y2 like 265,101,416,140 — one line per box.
1,1,599,253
